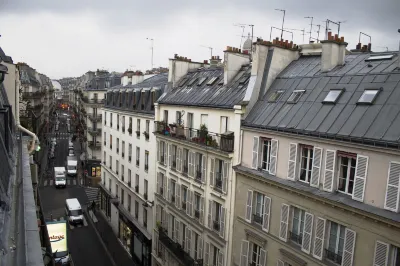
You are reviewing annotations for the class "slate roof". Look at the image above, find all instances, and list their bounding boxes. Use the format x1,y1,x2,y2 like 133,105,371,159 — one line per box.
243,52,400,148
18,65,40,87
105,73,168,115
158,65,252,109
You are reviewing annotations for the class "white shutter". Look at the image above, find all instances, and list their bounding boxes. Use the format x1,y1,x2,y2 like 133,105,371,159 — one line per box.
245,190,253,223
199,196,204,224
279,204,290,241
177,148,182,172
352,155,369,202
262,196,271,232
252,136,259,169
198,236,203,259
277,260,285,266
186,190,192,216
163,175,167,200
174,220,180,242
259,248,267,266
188,151,194,178
175,184,181,209
191,190,195,217
208,200,213,229
202,154,207,184
219,206,226,238
204,242,210,266
157,140,160,162
168,179,172,202
156,172,160,194
217,250,224,266
287,143,298,180
341,228,356,266
269,139,278,175
373,241,389,266
312,217,326,260
222,161,229,194
310,147,323,188
163,142,168,166
301,212,314,254
323,150,336,192
384,161,400,212
169,144,172,168
240,240,249,266
185,227,192,254
210,158,215,187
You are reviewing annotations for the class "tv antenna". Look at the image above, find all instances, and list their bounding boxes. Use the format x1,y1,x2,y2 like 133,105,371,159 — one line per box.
233,24,246,48
234,23,255,59
305,16,314,43
284,28,305,43
270,27,293,42
200,45,213,58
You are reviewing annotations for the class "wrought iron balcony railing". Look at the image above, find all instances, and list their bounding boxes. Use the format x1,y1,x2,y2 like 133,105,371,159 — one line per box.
289,231,303,245
325,249,342,265
88,114,102,122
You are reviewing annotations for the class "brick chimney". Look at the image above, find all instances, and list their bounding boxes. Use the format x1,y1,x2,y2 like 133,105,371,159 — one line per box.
210,56,222,67
320,32,348,72
224,46,250,85
131,71,144,85
168,54,204,87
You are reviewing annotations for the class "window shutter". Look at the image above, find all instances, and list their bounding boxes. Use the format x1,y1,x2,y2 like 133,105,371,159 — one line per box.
199,196,205,224
174,220,180,242
157,140,160,162
191,190,195,217
312,217,326,260
202,154,207,184
222,161,229,194
310,147,323,188
185,227,191,254
169,144,172,168
204,242,210,266
262,196,271,232
240,240,249,266
164,142,168,166
287,143,298,180
154,231,158,253
301,212,314,254
208,200,213,229
168,179,172,202
341,228,356,266
177,148,182,172
245,190,253,223
277,260,285,266
167,213,173,238
220,206,226,238
352,155,369,202
198,236,203,259
156,205,161,223
217,250,224,266
323,150,336,192
175,184,181,209
384,162,400,212
269,139,278,175
161,209,167,228
156,172,160,194
186,190,192,216
210,158,215,187
163,175,167,200
373,241,389,266
252,136,259,169
188,151,194,178
279,204,289,241
259,248,267,266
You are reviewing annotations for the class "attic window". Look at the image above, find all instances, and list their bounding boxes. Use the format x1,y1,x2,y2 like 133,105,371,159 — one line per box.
178,78,188,87
239,75,250,84
323,89,344,103
357,89,380,104
218,79,224,85
207,77,218,85
197,77,207,86
365,54,394,62
187,78,198,86
268,90,284,102
287,90,305,103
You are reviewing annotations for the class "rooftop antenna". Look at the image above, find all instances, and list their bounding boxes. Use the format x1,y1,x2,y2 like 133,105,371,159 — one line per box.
234,23,255,60
275,9,286,40
315,25,321,42
324,19,340,39
233,24,246,48
284,28,305,43
359,32,372,51
337,20,347,36
200,45,213,58
304,16,314,43
146,38,154,70
270,27,294,42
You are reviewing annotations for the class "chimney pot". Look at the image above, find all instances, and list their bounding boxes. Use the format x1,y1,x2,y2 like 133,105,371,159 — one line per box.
340,36,344,42
334,34,339,41
328,31,332,40
367,43,372,52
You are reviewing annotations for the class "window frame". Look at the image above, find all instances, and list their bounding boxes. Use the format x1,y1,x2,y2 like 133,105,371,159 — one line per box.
326,221,346,262
357,88,381,104
268,90,285,102
299,145,314,183
323,89,344,103
287,90,305,103
260,138,272,171
337,155,357,195
291,207,305,244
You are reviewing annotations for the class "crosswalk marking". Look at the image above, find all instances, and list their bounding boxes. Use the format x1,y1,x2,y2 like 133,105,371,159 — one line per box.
42,178,79,187
85,187,100,206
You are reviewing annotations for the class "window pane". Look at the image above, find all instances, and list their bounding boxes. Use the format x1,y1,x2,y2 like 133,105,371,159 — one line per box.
324,90,342,103
338,226,345,255
358,90,379,103
328,222,338,252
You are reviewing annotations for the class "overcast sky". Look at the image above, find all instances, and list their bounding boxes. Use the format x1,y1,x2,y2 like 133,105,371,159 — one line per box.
0,0,399,79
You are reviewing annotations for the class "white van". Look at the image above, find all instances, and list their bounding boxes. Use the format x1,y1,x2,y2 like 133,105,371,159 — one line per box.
68,141,74,149
54,167,66,188
65,198,83,225
66,156,77,176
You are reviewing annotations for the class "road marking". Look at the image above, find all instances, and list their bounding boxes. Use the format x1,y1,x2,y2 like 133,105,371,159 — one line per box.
83,216,88,226
44,180,47,186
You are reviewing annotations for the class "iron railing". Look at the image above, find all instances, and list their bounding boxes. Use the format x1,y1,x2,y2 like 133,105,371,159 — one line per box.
88,141,101,150
154,121,234,152
88,128,101,136
88,114,102,122
22,91,45,99
289,231,303,245
325,249,342,265
253,214,263,224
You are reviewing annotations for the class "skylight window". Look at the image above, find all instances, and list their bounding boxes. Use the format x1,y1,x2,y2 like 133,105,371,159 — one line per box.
207,77,218,85
197,77,207,86
365,54,394,62
323,89,344,103
287,90,305,103
178,78,188,87
357,89,380,104
218,79,224,85
239,75,250,84
268,90,284,102
187,78,198,86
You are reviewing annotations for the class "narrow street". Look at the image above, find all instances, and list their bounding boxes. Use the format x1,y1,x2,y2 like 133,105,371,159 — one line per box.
38,110,113,266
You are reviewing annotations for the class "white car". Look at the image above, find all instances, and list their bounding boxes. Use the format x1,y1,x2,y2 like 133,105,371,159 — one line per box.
51,138,57,145
68,149,75,156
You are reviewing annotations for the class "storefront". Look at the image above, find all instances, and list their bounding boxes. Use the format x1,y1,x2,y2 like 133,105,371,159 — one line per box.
118,210,151,266
85,160,101,186
99,185,111,218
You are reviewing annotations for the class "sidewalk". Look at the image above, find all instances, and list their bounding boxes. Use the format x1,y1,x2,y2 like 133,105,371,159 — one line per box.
91,210,134,266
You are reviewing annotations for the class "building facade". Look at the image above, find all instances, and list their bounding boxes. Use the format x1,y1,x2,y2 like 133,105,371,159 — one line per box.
100,72,167,266
232,36,400,266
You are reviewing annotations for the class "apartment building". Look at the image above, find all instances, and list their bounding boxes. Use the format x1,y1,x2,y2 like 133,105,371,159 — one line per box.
100,72,167,265
232,36,400,266
152,51,253,266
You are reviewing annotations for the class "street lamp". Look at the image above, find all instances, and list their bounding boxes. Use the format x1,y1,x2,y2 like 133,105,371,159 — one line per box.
275,9,286,41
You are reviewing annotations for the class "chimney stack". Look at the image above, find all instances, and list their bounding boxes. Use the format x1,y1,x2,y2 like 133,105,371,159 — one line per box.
210,56,222,67
321,31,348,72
168,54,205,86
223,46,250,85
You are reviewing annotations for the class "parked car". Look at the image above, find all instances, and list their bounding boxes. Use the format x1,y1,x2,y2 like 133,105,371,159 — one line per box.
68,148,75,156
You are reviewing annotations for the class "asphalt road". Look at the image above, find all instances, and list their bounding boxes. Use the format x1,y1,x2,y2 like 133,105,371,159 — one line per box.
39,110,113,266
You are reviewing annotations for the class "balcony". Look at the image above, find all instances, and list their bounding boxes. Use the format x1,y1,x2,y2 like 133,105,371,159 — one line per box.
159,229,201,266
88,128,101,136
289,231,303,245
81,97,105,106
88,114,102,122
88,141,101,150
252,214,263,225
22,91,45,99
154,121,234,152
325,249,342,265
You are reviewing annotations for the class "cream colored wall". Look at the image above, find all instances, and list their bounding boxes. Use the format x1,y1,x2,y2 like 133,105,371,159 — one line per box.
233,173,400,266
3,62,18,117
241,129,400,211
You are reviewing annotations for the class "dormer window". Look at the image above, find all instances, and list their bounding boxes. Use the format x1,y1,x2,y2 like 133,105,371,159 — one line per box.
357,89,380,104
197,77,207,86
207,77,218,85
239,75,250,84
187,78,198,86
179,78,188,87
287,90,305,103
323,89,344,104
268,90,284,102
141,92,145,109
